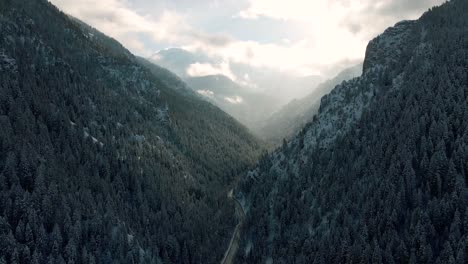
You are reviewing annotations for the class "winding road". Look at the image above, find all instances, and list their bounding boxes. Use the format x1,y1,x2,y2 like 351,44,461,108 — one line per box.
221,190,246,264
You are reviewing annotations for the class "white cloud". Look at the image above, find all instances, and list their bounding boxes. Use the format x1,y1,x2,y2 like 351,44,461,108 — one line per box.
50,0,367,76
50,0,446,79
186,62,237,81
196,89,215,98
230,0,445,76
50,0,232,57
184,37,363,77
239,0,444,28
224,96,244,104
239,0,340,21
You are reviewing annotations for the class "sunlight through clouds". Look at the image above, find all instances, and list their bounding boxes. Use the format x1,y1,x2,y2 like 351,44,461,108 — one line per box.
186,62,237,81
50,0,446,79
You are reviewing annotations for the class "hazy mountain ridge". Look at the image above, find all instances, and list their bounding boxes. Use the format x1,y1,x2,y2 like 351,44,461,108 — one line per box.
0,0,262,263
184,74,280,132
150,48,327,136
259,64,363,146
236,1,468,263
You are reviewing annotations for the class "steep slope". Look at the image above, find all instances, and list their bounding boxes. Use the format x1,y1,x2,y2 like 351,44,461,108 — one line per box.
0,1,262,263
136,56,193,95
185,75,280,133
260,64,362,146
236,1,468,263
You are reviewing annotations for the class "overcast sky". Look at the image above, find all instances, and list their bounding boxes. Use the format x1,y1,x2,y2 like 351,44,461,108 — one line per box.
50,0,445,79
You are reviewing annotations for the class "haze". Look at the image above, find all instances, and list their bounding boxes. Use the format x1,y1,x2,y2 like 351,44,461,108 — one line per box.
50,0,444,81
49,0,447,137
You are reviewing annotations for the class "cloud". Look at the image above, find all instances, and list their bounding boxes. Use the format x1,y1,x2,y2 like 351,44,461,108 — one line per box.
239,0,334,21
186,62,237,81
50,0,368,76
50,0,446,80
184,36,364,77
239,0,444,22
224,96,244,104
239,0,445,38
50,0,232,56
373,0,445,17
229,0,446,76
196,89,215,98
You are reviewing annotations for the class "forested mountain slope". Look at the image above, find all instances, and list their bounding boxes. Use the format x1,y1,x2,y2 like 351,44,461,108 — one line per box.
236,0,468,263
0,0,262,263
259,64,362,146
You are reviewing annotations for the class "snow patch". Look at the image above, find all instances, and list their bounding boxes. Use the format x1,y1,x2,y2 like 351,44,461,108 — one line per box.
83,130,104,147
244,240,253,256
156,103,170,124
0,50,18,72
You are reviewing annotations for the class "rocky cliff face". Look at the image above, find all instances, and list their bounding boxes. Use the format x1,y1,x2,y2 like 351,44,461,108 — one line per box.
363,20,416,73
266,19,421,178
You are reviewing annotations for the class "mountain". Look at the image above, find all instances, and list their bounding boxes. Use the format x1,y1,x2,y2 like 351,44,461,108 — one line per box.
235,1,468,263
150,48,324,103
150,48,325,134
138,60,280,132
136,56,196,95
260,64,363,146
184,75,280,133
150,49,284,132
0,0,263,263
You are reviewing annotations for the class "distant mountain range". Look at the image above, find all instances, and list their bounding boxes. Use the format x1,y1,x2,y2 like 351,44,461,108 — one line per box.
149,48,325,135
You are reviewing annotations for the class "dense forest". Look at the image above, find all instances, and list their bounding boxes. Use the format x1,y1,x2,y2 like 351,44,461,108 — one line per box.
1,0,468,263
0,0,263,263
236,0,468,263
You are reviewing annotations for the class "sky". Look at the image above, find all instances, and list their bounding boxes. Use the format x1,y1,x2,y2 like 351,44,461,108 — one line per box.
50,0,445,80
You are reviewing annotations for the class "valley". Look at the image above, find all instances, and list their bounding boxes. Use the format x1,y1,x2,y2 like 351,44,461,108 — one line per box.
221,190,245,264
0,0,467,264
